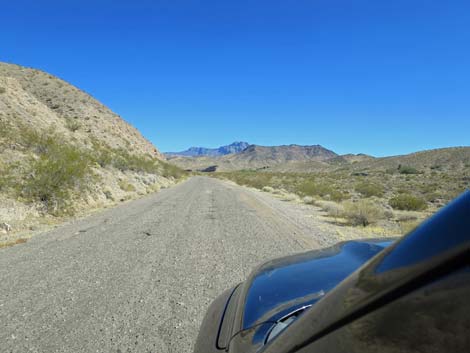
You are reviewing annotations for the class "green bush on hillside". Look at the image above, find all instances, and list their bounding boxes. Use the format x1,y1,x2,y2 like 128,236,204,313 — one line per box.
355,182,384,198
161,161,186,179
296,180,347,201
389,194,427,211
398,165,421,175
22,142,93,215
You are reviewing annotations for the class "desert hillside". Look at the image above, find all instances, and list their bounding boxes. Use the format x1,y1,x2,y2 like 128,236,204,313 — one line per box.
0,62,184,243
0,62,163,158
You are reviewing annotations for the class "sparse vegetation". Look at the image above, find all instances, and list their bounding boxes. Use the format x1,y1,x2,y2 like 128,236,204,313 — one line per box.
0,124,186,216
211,161,468,234
91,140,186,179
0,87,6,94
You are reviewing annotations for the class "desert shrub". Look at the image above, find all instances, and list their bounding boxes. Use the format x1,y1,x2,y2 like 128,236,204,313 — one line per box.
389,194,427,211
65,117,81,132
328,189,348,202
398,165,420,175
161,161,186,179
396,212,419,222
262,186,275,193
226,172,273,190
111,149,158,173
103,190,114,200
296,180,317,196
91,140,185,179
342,200,385,227
355,182,384,198
317,200,343,218
21,142,93,215
296,180,347,201
0,171,11,191
95,148,114,168
302,196,315,205
118,180,136,192
0,87,6,94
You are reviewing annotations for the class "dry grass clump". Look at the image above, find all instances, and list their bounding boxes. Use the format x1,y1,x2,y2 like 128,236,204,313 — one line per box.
65,117,81,132
399,219,422,234
262,186,275,193
0,238,28,248
281,193,300,202
342,200,386,227
317,200,343,218
317,199,387,227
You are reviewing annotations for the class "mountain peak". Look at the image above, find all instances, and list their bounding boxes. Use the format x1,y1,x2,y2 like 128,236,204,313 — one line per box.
165,141,250,157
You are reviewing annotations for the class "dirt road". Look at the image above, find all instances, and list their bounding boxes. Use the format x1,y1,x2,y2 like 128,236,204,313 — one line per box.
0,177,326,353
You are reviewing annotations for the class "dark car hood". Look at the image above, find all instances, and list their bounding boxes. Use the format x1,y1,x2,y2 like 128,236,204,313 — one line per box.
241,239,393,330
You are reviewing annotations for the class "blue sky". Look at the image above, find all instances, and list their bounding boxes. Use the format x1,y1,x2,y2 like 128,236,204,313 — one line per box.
2,0,469,156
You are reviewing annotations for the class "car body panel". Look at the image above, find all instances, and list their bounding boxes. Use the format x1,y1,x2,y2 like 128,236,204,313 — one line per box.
194,191,470,353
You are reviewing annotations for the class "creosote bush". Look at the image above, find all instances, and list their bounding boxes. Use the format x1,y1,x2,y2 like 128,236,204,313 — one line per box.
389,194,427,211
355,182,384,198
22,139,93,215
296,180,347,201
398,165,421,175
161,161,186,179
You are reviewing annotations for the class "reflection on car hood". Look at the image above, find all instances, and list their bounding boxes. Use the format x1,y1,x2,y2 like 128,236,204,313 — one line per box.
242,239,394,329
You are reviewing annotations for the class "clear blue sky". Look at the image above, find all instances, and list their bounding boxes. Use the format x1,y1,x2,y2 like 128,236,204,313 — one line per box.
2,0,469,156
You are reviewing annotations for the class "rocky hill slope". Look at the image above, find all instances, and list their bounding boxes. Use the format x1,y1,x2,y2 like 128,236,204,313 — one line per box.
0,62,183,243
0,62,162,158
165,141,249,157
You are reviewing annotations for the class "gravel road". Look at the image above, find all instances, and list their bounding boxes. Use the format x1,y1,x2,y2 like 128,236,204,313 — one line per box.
0,177,324,353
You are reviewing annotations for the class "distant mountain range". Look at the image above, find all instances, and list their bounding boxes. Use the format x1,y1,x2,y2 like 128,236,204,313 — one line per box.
166,141,470,174
165,141,250,157
166,142,361,172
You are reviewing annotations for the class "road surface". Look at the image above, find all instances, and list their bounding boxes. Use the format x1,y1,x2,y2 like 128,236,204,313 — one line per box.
0,177,321,353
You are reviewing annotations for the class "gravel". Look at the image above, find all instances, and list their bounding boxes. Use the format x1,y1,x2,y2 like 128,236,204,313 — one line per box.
0,176,327,353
